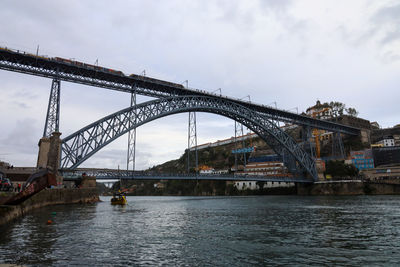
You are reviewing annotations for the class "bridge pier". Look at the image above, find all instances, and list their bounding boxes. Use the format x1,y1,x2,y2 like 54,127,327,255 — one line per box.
127,89,137,172
37,132,63,185
187,111,198,173
234,121,247,171
43,78,61,137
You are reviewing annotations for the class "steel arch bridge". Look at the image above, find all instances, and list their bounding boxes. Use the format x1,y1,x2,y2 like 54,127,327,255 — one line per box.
0,47,361,183
61,95,317,181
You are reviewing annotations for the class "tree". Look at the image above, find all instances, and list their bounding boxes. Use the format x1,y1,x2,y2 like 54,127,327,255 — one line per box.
325,160,359,178
346,107,359,117
330,101,346,117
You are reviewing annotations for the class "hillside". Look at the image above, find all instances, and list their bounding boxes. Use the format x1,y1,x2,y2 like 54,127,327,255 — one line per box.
149,135,272,173
149,126,367,174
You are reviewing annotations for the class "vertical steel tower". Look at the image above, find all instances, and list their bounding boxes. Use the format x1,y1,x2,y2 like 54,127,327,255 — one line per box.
187,111,198,173
43,78,61,137
127,87,137,172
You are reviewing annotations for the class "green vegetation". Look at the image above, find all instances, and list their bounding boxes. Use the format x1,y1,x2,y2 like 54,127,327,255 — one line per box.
149,144,240,174
329,101,359,117
324,160,359,178
343,136,370,154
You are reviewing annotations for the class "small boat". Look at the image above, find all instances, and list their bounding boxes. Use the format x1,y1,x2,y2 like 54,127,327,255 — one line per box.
111,191,127,205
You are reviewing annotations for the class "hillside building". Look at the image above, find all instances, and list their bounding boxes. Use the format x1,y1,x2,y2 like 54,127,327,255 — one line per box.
377,136,395,147
371,121,380,129
329,115,371,130
306,100,333,120
350,150,374,170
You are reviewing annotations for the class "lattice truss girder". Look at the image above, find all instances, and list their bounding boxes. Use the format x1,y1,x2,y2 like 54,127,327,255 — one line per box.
187,111,198,172
59,169,311,183
126,90,137,171
0,50,359,135
234,121,246,169
43,79,61,137
0,52,171,98
61,96,317,181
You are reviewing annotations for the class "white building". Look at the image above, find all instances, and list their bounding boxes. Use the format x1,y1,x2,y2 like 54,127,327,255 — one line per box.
234,181,295,190
378,137,395,147
199,167,215,174
306,100,333,120
235,161,289,176
212,169,229,175
234,181,258,190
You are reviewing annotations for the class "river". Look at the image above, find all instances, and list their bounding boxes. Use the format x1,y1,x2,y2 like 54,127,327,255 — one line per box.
1,195,400,266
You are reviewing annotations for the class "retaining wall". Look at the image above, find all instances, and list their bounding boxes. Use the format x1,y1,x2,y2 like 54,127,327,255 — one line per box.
297,180,400,196
0,188,99,226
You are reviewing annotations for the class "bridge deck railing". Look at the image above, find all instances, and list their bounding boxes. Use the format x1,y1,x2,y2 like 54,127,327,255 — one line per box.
60,170,313,183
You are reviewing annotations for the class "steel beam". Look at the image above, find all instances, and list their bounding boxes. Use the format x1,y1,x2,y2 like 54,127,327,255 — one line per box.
60,169,311,183
187,112,198,173
126,88,137,171
234,122,246,171
60,96,318,181
43,78,61,137
332,132,345,159
0,48,360,135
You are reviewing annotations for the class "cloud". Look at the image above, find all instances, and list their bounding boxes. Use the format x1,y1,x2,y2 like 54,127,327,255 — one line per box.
372,2,400,44
0,0,399,169
337,1,400,63
0,119,40,166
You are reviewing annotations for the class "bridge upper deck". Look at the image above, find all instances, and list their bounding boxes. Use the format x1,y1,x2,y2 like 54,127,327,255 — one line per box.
0,47,359,135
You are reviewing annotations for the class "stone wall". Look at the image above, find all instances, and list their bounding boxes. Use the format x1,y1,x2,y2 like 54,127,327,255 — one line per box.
36,137,50,168
0,188,99,227
297,180,400,196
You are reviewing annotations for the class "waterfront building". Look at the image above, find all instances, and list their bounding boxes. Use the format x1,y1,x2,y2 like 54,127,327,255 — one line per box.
350,150,374,170
234,181,258,190
235,155,291,177
233,154,294,190
234,181,294,190
212,169,229,175
199,165,215,174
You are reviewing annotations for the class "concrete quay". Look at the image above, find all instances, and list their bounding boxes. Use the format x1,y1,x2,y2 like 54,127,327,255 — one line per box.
0,188,99,227
297,179,400,196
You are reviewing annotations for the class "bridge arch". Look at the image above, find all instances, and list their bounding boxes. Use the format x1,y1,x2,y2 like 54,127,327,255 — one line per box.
60,96,317,180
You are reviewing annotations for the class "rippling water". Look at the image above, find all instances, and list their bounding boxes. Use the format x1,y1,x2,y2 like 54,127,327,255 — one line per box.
1,195,400,266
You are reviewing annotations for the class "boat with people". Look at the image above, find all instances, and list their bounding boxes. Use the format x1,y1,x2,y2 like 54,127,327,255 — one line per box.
110,190,127,205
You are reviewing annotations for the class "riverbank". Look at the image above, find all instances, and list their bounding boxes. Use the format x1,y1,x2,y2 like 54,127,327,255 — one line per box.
105,179,400,196
297,180,400,195
0,188,99,227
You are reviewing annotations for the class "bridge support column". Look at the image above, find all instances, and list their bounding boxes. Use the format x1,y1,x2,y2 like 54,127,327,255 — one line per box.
187,112,198,174
37,132,63,185
234,121,247,171
37,137,50,169
43,78,61,137
332,132,345,159
302,126,316,159
127,88,137,172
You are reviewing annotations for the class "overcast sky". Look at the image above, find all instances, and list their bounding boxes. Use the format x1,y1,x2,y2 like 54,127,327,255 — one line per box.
0,0,399,169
